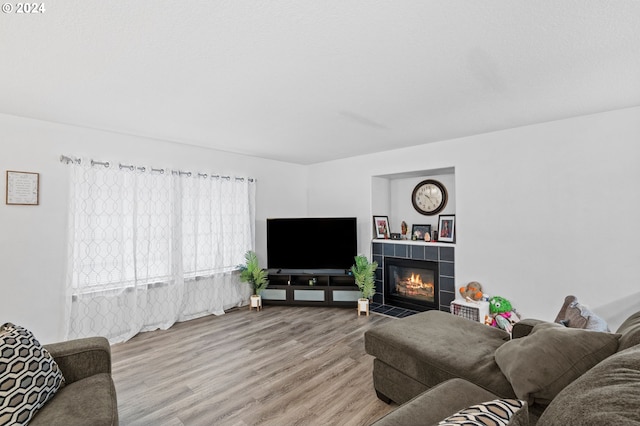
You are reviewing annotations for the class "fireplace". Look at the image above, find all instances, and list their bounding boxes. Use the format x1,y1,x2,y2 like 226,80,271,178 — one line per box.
385,257,439,311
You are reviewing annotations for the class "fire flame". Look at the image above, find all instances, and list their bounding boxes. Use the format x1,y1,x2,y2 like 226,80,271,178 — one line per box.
403,274,433,293
394,270,435,302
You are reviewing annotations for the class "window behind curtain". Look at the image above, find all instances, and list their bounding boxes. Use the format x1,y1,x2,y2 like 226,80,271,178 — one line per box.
64,159,256,342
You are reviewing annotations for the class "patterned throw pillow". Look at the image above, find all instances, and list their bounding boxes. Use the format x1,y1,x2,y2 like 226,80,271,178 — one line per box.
0,323,65,425
438,399,527,426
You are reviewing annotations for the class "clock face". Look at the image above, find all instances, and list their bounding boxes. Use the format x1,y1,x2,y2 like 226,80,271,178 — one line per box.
411,179,447,215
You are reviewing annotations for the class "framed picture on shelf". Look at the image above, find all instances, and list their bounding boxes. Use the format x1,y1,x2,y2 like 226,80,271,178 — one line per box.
438,214,456,243
373,215,390,239
411,224,431,241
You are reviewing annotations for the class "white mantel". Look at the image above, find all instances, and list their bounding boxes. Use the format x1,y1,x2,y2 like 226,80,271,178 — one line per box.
372,238,456,248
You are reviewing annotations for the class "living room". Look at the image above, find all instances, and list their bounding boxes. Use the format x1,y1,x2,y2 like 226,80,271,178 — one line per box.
3,104,639,344
2,2,640,424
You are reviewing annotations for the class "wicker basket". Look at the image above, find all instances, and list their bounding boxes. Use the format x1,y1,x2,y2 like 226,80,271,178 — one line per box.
450,299,490,323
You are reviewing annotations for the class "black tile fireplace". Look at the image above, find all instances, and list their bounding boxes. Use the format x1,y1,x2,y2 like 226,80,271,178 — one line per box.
372,240,455,312
385,257,439,311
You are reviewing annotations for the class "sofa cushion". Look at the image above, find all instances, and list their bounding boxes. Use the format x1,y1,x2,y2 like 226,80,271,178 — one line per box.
616,311,640,352
438,398,528,426
28,373,118,426
0,323,65,425
365,310,515,400
537,344,640,426
494,322,620,405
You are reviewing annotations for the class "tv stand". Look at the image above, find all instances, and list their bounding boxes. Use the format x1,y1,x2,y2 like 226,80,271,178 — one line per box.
262,269,359,307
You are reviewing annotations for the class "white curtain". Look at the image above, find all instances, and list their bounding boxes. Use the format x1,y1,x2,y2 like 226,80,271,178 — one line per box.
64,159,255,343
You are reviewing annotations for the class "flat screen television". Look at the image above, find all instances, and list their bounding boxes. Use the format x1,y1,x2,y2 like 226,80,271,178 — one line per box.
267,217,357,272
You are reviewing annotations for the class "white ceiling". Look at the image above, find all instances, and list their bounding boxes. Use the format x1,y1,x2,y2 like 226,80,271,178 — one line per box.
2,1,639,165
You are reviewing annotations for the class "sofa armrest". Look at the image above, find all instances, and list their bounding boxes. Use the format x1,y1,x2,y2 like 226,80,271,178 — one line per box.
371,378,503,426
372,378,530,426
512,319,547,339
45,336,112,384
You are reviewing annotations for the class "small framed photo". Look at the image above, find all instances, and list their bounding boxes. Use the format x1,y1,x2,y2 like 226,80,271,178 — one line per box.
6,170,39,205
411,224,432,241
438,214,456,243
373,215,390,239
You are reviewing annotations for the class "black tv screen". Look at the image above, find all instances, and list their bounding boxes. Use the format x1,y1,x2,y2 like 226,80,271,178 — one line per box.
267,217,357,271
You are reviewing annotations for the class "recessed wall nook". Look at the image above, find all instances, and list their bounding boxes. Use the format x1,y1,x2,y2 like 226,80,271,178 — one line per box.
370,167,456,314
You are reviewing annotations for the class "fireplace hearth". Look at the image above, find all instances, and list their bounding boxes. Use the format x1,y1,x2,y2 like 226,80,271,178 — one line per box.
385,257,439,311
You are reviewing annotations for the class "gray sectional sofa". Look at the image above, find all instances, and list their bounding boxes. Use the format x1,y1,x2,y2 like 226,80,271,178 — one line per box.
365,309,640,425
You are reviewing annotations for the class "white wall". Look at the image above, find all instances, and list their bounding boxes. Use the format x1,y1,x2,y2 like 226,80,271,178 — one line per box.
0,114,308,343
3,107,639,342
307,107,640,329
388,173,456,235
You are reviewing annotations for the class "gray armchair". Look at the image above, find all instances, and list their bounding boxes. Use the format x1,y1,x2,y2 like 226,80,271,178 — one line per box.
29,337,118,426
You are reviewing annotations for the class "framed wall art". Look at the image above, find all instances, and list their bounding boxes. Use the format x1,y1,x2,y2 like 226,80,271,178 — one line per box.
438,214,456,243
373,215,390,239
6,170,39,205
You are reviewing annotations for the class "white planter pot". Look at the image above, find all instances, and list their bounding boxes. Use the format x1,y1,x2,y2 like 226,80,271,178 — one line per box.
250,294,262,311
357,298,370,316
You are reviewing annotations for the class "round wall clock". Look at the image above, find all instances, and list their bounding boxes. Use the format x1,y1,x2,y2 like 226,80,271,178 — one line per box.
411,179,448,216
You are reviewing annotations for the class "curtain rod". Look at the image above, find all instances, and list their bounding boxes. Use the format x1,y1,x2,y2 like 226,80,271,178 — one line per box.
59,155,256,182
59,155,81,164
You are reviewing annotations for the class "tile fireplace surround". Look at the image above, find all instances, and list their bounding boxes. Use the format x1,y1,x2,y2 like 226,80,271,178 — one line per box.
372,240,455,313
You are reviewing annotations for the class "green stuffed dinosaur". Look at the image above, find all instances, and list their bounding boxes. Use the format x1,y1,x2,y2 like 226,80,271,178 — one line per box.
489,296,520,333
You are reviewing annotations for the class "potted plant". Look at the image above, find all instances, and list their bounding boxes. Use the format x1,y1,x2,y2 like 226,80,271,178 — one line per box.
239,250,269,311
351,255,378,316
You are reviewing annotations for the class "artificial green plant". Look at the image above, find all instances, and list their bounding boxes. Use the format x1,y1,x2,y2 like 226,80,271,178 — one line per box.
351,255,378,300
239,250,269,296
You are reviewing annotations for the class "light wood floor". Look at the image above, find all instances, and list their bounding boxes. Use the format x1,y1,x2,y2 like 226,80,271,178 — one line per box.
111,305,397,426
